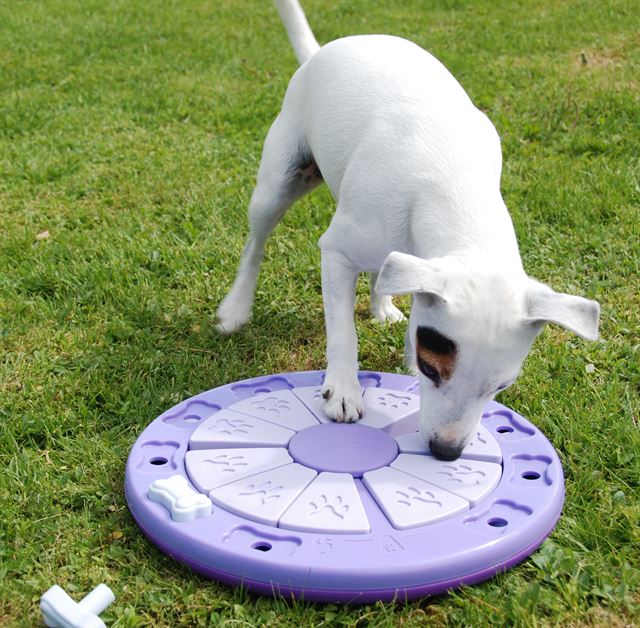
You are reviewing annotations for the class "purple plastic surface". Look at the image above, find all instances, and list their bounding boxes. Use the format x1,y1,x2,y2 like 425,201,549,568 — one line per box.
125,370,564,603
289,423,398,476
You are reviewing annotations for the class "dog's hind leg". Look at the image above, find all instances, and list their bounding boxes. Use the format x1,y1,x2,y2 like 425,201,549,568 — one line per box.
369,272,406,323
216,114,320,334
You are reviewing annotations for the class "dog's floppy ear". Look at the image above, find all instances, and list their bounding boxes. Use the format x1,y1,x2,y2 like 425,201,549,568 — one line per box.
525,280,600,341
375,251,451,302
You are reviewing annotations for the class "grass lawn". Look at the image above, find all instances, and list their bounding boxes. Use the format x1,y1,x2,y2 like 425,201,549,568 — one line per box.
1,0,639,625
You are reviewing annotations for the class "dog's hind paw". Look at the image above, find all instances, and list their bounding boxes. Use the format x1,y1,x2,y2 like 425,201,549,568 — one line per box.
215,318,247,335
215,294,252,335
370,297,406,324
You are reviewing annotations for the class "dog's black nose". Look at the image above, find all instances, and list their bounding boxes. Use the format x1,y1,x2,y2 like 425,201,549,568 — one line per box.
429,439,463,461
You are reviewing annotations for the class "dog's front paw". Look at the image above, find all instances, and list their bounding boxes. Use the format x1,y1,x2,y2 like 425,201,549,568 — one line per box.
321,379,364,423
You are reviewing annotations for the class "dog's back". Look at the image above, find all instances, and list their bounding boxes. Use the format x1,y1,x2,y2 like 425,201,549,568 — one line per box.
278,34,514,269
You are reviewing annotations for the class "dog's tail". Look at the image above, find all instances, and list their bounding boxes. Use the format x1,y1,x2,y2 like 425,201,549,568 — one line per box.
274,0,320,65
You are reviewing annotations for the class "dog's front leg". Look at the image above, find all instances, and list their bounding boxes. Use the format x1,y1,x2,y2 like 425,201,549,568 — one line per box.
320,249,364,423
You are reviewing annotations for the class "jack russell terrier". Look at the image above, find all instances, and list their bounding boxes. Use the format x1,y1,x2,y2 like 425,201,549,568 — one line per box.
216,0,600,460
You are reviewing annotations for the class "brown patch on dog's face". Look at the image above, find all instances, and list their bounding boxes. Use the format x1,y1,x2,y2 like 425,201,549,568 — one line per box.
416,326,457,386
417,347,456,382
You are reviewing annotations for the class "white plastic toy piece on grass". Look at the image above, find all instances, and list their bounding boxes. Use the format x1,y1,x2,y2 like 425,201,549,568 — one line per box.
148,474,212,521
40,583,114,628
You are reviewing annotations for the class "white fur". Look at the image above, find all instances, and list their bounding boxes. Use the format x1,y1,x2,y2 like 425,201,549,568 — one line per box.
217,1,600,455
274,0,319,64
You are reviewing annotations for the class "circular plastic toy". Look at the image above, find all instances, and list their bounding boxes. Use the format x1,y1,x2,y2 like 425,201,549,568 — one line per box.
125,370,564,603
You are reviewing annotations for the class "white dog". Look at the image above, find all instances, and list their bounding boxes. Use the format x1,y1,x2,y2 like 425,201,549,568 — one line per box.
216,0,600,460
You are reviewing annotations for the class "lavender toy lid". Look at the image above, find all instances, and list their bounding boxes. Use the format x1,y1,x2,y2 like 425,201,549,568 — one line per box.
125,371,564,603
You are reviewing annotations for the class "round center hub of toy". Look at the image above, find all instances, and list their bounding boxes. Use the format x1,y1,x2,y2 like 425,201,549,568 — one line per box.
288,423,399,477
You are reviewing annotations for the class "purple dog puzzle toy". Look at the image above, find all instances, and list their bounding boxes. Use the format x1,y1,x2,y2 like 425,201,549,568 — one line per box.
125,370,564,603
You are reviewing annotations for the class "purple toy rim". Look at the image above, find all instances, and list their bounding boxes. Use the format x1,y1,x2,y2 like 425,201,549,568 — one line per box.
126,482,563,603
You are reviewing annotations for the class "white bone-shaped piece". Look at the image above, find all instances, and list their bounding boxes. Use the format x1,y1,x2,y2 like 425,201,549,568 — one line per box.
148,475,212,522
40,583,115,628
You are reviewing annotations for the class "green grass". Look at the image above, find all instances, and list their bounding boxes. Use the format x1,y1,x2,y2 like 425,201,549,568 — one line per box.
1,0,638,625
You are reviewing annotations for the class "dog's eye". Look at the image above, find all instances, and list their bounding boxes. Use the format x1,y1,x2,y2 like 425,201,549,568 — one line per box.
417,357,441,387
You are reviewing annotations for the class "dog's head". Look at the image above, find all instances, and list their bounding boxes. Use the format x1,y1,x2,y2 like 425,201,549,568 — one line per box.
376,251,600,460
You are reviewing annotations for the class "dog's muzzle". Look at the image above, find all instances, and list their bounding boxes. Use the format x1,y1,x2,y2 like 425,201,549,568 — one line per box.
429,438,464,461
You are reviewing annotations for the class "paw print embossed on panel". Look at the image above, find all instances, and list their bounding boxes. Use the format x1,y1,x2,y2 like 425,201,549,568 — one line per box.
204,453,249,472
364,466,468,529
210,463,317,526
395,486,442,508
229,390,320,431
239,480,284,504
251,396,291,414
190,410,295,449
185,448,293,492
309,494,349,520
376,392,412,408
436,462,487,485
279,472,369,533
209,417,253,435
359,388,419,432
391,454,502,506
